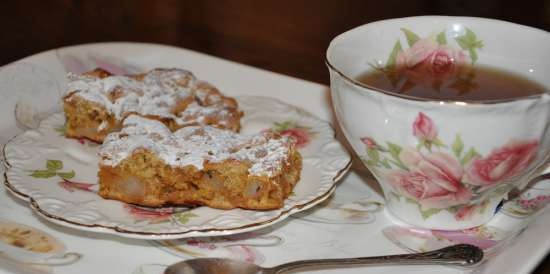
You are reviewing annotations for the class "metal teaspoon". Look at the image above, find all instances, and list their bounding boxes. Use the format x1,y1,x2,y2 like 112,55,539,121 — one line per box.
164,244,483,274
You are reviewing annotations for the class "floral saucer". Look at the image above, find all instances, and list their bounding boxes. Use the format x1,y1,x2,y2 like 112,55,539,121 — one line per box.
3,96,351,239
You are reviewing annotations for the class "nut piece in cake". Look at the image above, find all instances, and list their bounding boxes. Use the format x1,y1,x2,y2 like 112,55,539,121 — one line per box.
63,68,243,143
98,115,302,210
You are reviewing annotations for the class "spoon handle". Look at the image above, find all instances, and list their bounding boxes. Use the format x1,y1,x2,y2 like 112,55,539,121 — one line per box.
270,244,483,274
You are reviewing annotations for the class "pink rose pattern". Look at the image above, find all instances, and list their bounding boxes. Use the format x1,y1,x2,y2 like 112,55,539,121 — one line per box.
464,140,538,186
502,183,550,218
412,112,438,142
375,28,483,92
386,149,472,209
360,137,377,149
517,195,550,211
395,38,469,85
59,53,141,75
124,204,175,223
265,120,315,149
361,112,539,220
158,231,282,264
58,179,97,193
383,225,506,258
124,204,197,225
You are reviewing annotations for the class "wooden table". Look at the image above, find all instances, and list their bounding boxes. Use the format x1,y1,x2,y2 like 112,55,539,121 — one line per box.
1,1,549,273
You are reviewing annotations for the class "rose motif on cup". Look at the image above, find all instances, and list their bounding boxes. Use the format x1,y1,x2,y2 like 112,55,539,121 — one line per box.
360,137,377,149
385,149,472,210
396,38,469,84
412,112,437,141
464,140,538,186
360,112,539,220
372,28,483,94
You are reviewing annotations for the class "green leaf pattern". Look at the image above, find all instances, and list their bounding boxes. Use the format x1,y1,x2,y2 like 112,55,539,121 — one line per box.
401,28,420,47
175,212,198,224
46,159,63,171
454,28,483,63
436,31,447,45
361,141,407,170
29,159,76,180
57,170,76,180
385,41,403,70
461,147,480,165
366,147,380,163
30,170,56,178
420,207,443,219
273,120,297,133
451,134,464,158
54,125,66,136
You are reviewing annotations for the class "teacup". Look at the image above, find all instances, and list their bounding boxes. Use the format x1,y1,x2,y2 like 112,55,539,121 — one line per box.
326,16,550,230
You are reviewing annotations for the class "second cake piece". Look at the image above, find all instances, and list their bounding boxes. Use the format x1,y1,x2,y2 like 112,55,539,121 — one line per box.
98,115,302,210
63,68,242,143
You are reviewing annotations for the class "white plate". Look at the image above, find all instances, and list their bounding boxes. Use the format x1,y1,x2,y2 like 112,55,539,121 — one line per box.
0,43,549,274
3,95,351,239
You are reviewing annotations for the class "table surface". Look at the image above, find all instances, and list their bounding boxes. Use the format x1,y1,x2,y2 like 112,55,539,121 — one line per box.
1,1,549,273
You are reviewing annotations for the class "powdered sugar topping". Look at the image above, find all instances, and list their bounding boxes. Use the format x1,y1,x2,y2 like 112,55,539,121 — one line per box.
100,115,292,177
66,68,238,128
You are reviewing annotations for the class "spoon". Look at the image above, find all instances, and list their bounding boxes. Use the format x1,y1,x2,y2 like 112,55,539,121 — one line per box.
164,244,483,274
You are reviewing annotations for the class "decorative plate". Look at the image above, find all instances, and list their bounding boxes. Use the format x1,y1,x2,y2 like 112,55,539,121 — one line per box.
3,95,351,239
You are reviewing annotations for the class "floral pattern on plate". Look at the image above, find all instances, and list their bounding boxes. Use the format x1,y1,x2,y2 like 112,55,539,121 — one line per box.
3,96,351,239
501,177,550,219
292,194,383,224
383,225,513,259
263,120,316,149
58,179,97,193
54,125,99,147
28,159,75,180
58,52,142,75
124,205,197,226
152,227,282,264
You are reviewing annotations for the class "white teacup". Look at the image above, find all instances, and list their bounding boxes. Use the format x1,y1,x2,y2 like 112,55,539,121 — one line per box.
326,16,550,230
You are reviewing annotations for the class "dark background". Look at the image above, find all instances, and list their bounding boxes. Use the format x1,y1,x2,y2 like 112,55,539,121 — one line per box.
2,0,550,85
1,1,549,273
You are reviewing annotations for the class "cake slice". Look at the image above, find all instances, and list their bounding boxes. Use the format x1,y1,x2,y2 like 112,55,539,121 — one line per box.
63,68,242,143
98,115,302,210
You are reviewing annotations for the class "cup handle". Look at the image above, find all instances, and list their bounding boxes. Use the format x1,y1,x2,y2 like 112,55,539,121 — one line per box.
507,163,550,201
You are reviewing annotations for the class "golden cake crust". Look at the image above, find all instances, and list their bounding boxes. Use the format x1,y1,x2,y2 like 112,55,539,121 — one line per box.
98,115,302,210
98,149,301,209
63,68,243,143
